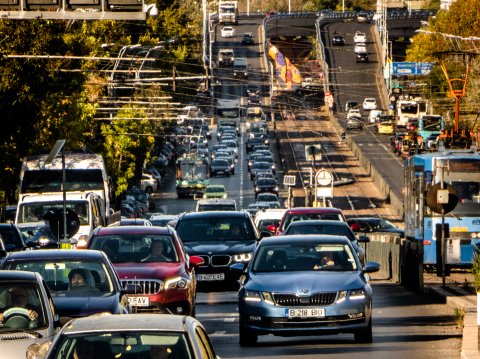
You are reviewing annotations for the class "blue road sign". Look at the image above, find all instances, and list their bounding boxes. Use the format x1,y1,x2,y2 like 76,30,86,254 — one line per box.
393,62,433,76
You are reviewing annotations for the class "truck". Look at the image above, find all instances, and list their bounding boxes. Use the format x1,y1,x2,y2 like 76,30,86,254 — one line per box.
218,1,238,25
175,155,210,198
216,99,243,129
16,152,119,246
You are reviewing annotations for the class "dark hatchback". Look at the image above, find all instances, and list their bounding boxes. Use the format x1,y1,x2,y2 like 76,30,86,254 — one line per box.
332,34,345,46
209,159,231,177
175,211,262,291
1,249,133,318
254,177,279,198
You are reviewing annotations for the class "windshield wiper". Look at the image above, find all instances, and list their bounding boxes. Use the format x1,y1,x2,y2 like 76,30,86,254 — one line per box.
1,328,43,338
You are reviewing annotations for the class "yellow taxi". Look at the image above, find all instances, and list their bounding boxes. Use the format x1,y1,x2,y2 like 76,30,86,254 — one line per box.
377,121,395,135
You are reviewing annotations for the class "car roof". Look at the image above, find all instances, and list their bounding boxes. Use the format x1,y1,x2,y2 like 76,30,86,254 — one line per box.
285,207,344,214
93,225,173,236
4,249,106,261
288,220,350,227
0,270,40,281
60,314,194,334
180,211,248,219
260,235,351,246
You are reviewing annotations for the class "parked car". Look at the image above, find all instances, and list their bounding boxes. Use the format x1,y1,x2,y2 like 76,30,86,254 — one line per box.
241,32,255,45
87,226,204,316
1,249,133,318
174,211,262,290
274,207,347,236
221,26,235,37
347,217,405,236
232,235,380,345
27,314,220,359
0,271,65,358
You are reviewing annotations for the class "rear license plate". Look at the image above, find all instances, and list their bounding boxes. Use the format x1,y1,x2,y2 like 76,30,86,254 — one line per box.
286,308,325,318
128,296,150,307
197,273,225,281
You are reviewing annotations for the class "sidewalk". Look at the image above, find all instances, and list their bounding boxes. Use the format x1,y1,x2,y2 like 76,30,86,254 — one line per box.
425,272,480,358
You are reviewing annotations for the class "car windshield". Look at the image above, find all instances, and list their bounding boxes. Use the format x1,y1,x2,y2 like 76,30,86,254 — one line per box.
286,224,355,241
252,243,357,272
0,282,48,331
256,193,278,201
0,227,24,250
5,260,114,294
49,332,193,359
205,186,225,193
89,235,179,264
176,218,255,242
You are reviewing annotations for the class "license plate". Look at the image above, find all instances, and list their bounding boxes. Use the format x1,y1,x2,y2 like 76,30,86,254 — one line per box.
286,308,325,318
128,296,150,307
197,273,225,281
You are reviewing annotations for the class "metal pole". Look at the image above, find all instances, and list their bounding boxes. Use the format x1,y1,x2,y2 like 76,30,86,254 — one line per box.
441,164,446,287
62,147,68,246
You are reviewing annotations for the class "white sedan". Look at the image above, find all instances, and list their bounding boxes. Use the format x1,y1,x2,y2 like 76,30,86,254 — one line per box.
353,31,367,43
354,42,367,54
362,97,377,111
221,26,235,38
347,108,362,120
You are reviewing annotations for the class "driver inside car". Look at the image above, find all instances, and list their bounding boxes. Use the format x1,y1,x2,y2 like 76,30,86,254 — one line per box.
0,286,39,327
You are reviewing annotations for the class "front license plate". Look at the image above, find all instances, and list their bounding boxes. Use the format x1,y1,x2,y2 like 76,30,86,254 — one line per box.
128,296,150,307
197,273,225,281
286,308,325,318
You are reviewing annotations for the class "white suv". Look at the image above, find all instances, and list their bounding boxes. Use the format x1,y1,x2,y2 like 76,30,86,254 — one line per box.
141,173,158,193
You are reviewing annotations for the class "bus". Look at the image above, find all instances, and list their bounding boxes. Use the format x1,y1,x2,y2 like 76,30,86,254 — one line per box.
396,100,420,128
418,115,444,146
403,150,480,267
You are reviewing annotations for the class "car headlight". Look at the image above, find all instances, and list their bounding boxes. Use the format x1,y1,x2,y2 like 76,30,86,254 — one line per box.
165,276,188,289
261,291,274,305
349,288,366,300
223,193,227,199
234,253,252,262
274,187,279,191
76,235,90,249
255,187,260,192
38,236,51,246
244,290,261,302
336,290,347,303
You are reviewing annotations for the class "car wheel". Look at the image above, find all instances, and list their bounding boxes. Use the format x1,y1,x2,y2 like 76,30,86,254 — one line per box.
354,317,373,343
239,322,257,346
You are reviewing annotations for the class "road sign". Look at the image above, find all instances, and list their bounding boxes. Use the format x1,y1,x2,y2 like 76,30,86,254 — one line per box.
315,169,333,186
283,175,296,186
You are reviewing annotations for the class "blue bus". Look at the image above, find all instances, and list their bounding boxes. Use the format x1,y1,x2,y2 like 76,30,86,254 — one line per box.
404,150,480,267
418,115,444,147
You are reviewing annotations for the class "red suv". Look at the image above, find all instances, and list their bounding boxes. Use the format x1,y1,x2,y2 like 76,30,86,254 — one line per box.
271,207,347,236
87,226,204,316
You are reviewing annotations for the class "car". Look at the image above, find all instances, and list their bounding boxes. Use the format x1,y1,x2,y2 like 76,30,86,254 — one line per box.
241,32,254,45
356,12,370,23
377,121,395,135
347,117,364,131
26,314,220,359
246,84,261,96
0,205,16,223
354,42,367,54
209,159,231,177
246,202,273,216
232,235,380,345
0,223,28,252
0,271,65,358
353,31,367,43
149,213,178,227
332,34,345,46
347,217,405,236
356,52,369,63
233,57,248,79
174,211,262,290
362,97,377,111
87,226,204,316
368,109,383,123
1,249,133,318
140,173,157,194
119,218,153,226
284,220,369,263
218,48,234,67
221,26,235,37
204,184,228,199
347,108,362,120
248,153,274,172
253,208,286,234
196,199,237,212
247,93,262,105
255,192,281,206
254,178,280,198
274,207,347,236
345,101,359,112
250,161,273,181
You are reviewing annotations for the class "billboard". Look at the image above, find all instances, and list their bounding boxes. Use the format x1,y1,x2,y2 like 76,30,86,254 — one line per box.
392,62,433,76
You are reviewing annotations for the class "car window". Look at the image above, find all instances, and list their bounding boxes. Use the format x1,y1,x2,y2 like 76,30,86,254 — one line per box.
176,218,256,242
5,260,114,294
286,224,355,241
282,213,343,231
252,243,357,272
0,282,48,331
49,333,193,359
195,326,216,359
90,234,179,263
0,227,24,250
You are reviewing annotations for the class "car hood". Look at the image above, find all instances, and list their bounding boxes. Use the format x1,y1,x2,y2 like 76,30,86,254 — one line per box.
184,240,257,255
247,271,365,293
114,262,184,280
0,330,54,358
52,293,120,317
